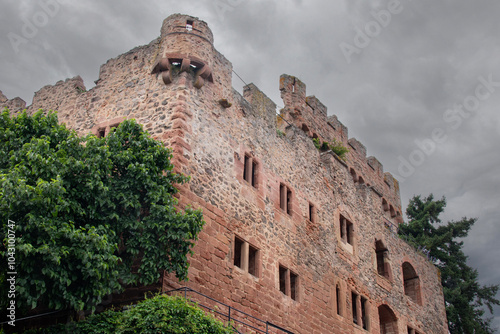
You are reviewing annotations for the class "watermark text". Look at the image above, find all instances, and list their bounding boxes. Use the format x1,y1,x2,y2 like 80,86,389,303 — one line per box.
6,219,17,326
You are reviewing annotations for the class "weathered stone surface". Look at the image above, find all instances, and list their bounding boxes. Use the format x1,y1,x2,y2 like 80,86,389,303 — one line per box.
1,14,448,334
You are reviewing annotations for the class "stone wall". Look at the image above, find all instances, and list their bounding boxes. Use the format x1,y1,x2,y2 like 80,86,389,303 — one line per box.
1,13,448,334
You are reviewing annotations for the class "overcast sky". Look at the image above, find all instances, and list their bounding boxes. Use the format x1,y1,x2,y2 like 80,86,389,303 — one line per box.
1,0,499,329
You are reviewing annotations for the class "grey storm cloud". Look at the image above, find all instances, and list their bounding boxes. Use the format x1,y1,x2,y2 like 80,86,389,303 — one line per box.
1,0,499,329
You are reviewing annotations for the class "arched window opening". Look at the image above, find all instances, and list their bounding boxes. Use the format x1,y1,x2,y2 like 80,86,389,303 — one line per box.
402,262,422,305
378,305,398,334
389,205,396,218
301,123,309,133
382,198,389,212
350,168,358,183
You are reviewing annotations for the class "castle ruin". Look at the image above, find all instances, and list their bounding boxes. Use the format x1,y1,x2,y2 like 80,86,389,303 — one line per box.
1,14,448,334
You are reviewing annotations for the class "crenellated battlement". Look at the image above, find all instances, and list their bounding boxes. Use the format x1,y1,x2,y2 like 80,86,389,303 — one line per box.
277,74,402,216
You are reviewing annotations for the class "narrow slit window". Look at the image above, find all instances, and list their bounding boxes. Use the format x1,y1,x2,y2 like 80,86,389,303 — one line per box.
336,284,341,316
243,154,258,188
352,292,358,324
279,265,287,294
280,184,285,211
308,203,315,222
340,214,354,246
234,237,243,268
243,155,250,182
251,160,257,187
290,271,298,301
278,265,298,301
361,296,368,330
286,188,292,215
248,244,258,277
280,183,292,215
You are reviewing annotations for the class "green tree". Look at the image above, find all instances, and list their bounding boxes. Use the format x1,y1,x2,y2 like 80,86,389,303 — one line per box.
0,110,204,313
398,194,499,334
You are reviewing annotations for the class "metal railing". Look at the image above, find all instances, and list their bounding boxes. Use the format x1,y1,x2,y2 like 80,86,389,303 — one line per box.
166,287,294,334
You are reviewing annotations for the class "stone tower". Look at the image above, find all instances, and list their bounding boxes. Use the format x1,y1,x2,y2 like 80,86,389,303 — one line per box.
153,14,215,89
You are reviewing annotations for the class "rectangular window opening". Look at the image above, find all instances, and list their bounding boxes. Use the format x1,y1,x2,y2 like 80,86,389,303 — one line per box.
279,265,287,294
361,296,368,330
243,155,250,183
308,203,314,222
352,292,358,325
286,188,292,215
340,215,354,246
280,183,292,215
280,184,285,211
248,244,258,277
97,128,106,138
234,237,243,269
251,160,257,188
340,217,346,240
243,155,257,188
377,250,386,276
346,221,353,245
336,285,341,316
290,271,298,300
186,20,193,31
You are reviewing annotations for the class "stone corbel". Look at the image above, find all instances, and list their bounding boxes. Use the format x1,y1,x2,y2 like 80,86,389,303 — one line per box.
152,53,213,89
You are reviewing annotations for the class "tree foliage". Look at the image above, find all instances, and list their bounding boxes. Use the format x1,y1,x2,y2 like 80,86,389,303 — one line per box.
0,110,204,313
399,194,499,334
26,295,236,334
